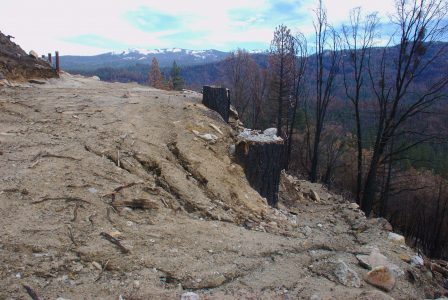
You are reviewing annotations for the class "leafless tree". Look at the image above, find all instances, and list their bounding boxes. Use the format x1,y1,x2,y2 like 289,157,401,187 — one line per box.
361,0,448,216
309,0,342,182
342,8,379,203
225,49,266,128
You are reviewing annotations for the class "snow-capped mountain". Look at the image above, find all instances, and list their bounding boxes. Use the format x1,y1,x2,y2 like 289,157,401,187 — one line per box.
60,48,230,71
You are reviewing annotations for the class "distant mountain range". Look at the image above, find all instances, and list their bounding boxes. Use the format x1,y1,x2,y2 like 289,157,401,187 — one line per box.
63,43,447,94
60,48,236,71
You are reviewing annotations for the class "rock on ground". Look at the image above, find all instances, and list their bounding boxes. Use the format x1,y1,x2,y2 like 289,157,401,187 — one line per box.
364,266,396,292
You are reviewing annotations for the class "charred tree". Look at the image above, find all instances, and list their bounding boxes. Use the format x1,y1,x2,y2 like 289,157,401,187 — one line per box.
235,136,284,207
202,86,231,122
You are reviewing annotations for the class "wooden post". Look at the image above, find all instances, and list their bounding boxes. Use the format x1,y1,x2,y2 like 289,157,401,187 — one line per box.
55,51,60,73
202,86,230,122
48,53,52,64
235,132,284,207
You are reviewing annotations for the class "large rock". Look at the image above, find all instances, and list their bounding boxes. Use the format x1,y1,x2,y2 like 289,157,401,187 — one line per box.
364,266,396,292
334,260,361,288
356,248,403,277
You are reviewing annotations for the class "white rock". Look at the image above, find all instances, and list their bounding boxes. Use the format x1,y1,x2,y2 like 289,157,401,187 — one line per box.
349,202,359,210
228,144,235,156
388,232,405,245
29,50,39,59
92,261,102,270
199,133,218,142
238,128,283,143
334,260,361,287
263,128,277,136
410,255,424,267
181,292,199,300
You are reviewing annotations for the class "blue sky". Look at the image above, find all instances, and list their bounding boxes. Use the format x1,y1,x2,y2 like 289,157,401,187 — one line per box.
1,0,395,55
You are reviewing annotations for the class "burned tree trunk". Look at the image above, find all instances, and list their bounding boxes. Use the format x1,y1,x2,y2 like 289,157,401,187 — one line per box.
235,131,284,207
202,86,230,122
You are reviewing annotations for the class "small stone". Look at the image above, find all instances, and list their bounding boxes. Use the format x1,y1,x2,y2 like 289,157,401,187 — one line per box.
228,144,235,156
364,266,396,292
181,292,200,300
334,260,361,288
198,133,218,142
399,254,411,263
302,226,312,237
310,190,320,202
357,255,372,269
388,232,405,245
92,261,102,270
88,187,98,194
349,202,359,210
410,255,424,267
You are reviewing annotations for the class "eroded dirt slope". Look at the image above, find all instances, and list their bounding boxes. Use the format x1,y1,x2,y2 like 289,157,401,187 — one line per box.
0,31,57,82
0,75,443,299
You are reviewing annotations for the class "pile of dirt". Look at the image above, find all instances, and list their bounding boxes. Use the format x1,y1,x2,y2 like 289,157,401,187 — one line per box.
0,31,57,83
0,75,447,299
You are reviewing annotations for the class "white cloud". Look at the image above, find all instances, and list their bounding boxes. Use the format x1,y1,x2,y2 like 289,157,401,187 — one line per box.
0,0,398,55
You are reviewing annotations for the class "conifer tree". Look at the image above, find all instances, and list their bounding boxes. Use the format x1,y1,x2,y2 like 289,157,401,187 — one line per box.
170,61,184,90
148,58,164,89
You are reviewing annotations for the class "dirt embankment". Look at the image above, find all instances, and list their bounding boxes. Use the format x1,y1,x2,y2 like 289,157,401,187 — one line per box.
0,75,446,299
0,31,57,82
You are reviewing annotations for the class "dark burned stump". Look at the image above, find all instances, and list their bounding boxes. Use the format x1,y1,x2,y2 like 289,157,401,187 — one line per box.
202,86,230,122
235,130,284,207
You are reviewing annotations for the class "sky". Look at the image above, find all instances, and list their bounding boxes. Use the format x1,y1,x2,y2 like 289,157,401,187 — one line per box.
0,0,395,56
